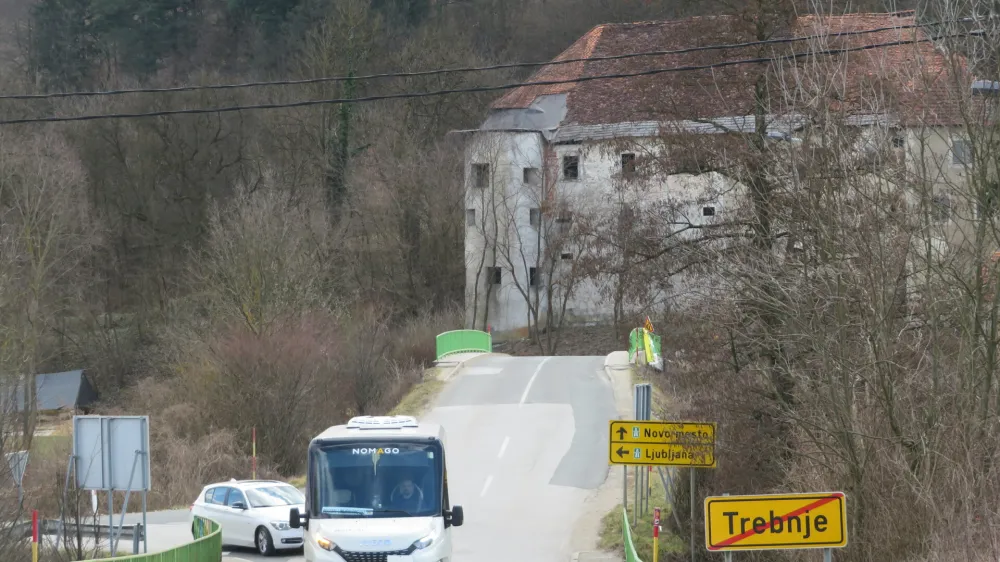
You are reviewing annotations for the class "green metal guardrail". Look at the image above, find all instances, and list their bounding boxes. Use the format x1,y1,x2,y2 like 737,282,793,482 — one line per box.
436,330,492,360
92,516,221,562
622,507,643,562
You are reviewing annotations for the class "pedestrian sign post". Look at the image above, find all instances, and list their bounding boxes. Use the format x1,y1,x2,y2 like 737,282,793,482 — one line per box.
704,492,848,552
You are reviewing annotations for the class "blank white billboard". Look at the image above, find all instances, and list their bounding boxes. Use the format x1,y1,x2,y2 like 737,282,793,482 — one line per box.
73,416,150,491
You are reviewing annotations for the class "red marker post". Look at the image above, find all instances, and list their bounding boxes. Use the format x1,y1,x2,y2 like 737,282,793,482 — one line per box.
31,509,38,562
652,507,661,562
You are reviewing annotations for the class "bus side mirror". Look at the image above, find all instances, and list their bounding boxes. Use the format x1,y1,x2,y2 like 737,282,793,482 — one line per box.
290,507,308,530
446,505,464,528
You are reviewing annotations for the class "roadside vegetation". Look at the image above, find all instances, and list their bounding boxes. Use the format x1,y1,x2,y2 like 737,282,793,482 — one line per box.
1,0,998,561
599,465,685,562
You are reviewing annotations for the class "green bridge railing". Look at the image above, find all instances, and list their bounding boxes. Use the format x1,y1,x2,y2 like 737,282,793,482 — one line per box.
623,508,643,562
436,330,492,360
94,516,221,562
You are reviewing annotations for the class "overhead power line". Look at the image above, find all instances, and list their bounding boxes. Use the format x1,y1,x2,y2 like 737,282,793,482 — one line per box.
0,18,971,101
0,30,981,126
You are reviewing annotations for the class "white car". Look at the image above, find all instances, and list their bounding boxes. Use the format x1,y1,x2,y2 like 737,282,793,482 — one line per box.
191,479,305,556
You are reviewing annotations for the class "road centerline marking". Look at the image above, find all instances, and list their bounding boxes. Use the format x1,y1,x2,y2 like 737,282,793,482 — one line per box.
498,436,510,459
519,357,552,406
480,475,494,497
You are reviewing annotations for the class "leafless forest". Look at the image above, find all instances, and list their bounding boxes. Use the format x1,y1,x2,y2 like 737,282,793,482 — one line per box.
2,0,999,560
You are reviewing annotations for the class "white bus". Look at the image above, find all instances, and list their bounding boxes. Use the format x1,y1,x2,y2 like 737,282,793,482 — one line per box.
289,415,464,561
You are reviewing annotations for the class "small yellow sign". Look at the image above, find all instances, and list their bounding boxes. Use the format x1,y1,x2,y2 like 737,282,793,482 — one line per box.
610,420,715,445
609,442,716,467
704,492,848,551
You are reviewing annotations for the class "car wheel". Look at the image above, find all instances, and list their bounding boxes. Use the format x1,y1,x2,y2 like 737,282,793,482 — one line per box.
256,526,276,556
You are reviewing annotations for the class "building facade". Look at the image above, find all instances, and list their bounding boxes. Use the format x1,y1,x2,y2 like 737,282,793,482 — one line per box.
455,11,988,335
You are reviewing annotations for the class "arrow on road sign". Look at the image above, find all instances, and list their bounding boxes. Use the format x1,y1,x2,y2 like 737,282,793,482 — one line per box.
616,427,627,440
616,446,628,458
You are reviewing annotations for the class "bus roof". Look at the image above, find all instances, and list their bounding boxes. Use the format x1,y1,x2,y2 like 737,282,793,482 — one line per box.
311,415,446,444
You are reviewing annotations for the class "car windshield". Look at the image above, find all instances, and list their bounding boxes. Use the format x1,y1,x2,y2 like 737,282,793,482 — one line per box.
309,441,442,519
246,485,304,508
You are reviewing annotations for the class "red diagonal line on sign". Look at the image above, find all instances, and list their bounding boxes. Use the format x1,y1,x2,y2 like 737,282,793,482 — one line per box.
708,493,844,550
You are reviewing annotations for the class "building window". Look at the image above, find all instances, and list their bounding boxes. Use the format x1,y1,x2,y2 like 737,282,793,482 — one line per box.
473,163,490,188
702,206,716,217
562,155,579,180
529,208,541,228
892,135,905,148
953,139,970,166
466,209,475,227
561,252,574,260
523,167,540,185
556,211,573,235
529,267,538,287
621,153,636,177
486,266,501,285
931,194,952,222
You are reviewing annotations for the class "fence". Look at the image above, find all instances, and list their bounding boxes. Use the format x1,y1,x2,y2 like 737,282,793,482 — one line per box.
622,507,643,562
89,516,221,562
435,330,492,360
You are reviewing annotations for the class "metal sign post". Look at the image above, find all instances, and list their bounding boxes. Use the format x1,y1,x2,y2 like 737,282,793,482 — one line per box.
72,416,152,558
690,468,696,562
722,493,732,562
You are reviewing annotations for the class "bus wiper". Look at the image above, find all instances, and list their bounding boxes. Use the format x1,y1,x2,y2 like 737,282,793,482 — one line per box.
322,506,373,516
372,508,414,517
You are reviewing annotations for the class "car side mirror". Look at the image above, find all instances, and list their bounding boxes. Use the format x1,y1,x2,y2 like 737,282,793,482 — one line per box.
446,505,464,528
290,507,308,530
232,501,247,510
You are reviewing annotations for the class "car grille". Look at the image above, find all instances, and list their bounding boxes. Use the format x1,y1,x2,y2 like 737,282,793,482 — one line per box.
336,550,413,562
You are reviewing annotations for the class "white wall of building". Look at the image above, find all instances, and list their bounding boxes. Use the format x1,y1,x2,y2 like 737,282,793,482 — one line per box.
464,131,747,333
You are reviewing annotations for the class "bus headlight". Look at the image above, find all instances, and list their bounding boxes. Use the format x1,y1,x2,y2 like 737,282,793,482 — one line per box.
316,536,337,551
412,534,435,549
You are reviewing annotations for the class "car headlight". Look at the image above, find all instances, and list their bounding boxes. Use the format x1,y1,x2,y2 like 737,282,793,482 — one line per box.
412,533,435,549
270,521,291,531
316,536,337,551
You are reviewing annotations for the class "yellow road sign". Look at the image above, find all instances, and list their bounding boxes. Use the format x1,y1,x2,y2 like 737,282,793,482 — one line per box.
608,442,716,467
610,420,715,445
608,420,717,467
704,492,847,551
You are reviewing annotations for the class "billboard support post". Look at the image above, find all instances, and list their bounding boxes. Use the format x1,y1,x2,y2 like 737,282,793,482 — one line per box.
72,415,151,558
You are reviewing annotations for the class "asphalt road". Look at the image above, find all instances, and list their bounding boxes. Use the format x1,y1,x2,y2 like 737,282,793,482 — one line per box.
426,354,617,561
134,353,616,562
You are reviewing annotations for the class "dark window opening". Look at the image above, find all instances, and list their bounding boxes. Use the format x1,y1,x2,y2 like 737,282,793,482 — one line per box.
473,163,490,188
523,167,540,185
487,267,501,285
931,194,952,222
555,211,573,234
529,208,541,228
621,153,636,176
702,206,716,217
562,155,579,180
529,267,538,287
561,252,573,260
892,135,905,148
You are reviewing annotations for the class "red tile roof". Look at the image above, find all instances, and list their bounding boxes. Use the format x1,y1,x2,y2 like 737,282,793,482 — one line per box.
492,11,976,128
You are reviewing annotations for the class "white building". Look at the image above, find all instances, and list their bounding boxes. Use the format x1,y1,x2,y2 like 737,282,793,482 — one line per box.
452,11,986,335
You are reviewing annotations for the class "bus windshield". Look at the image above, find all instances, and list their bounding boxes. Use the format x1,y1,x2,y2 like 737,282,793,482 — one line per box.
309,440,443,519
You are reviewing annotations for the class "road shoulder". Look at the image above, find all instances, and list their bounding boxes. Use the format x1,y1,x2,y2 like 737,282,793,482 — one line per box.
568,351,633,562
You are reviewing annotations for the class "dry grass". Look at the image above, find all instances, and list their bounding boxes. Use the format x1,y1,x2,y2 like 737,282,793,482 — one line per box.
598,467,684,561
